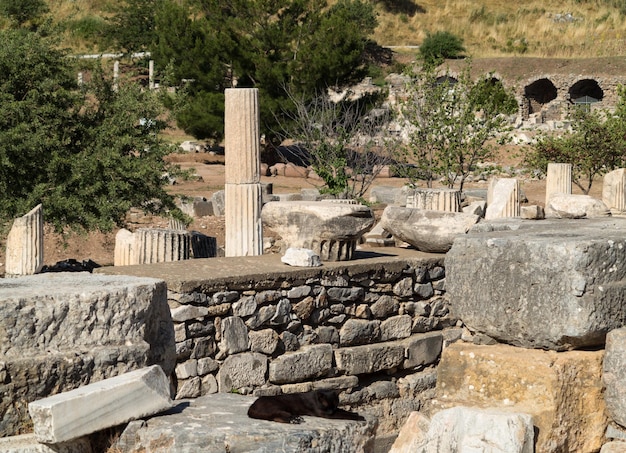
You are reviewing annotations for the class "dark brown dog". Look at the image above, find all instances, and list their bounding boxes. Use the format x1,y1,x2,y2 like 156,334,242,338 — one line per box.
247,389,365,424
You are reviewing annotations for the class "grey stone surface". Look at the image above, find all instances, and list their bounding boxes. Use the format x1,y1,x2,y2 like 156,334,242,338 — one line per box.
604,328,626,428
0,434,92,453
335,342,405,375
269,344,333,384
29,365,173,444
547,193,611,218
602,441,626,453
219,316,249,355
249,328,280,355
446,218,626,350
380,315,412,341
402,332,443,369
381,206,480,253
217,352,267,392
339,319,381,346
114,393,376,453
281,247,322,267
0,273,175,437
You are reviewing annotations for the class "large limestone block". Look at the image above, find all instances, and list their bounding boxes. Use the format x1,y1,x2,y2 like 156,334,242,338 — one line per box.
0,273,176,437
604,328,626,428
114,393,376,453
5,204,44,277
29,365,173,444
546,193,611,218
435,342,606,453
391,407,534,453
446,218,626,350
262,201,375,261
380,206,480,253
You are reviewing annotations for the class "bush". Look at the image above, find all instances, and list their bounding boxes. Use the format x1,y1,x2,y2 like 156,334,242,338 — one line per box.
419,31,466,66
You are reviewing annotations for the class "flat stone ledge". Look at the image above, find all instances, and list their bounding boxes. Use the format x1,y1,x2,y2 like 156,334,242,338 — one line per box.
0,434,92,453
95,248,443,293
114,393,377,453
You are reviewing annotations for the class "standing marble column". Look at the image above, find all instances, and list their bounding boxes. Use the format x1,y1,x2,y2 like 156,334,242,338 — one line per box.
5,204,44,277
603,168,626,214
148,60,155,90
545,163,572,206
224,88,263,256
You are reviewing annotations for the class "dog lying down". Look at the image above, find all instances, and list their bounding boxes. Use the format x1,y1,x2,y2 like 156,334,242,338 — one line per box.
247,389,365,424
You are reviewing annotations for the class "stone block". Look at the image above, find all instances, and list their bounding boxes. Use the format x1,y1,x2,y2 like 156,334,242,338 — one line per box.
219,316,249,355
604,328,626,428
545,163,572,207
114,393,376,452
135,228,191,264
334,342,405,375
401,331,443,369
217,352,268,392
0,434,92,453
269,344,333,384
406,188,461,212
602,441,626,453
446,218,626,350
281,247,322,267
546,193,610,218
381,206,480,253
435,342,606,453
29,365,173,444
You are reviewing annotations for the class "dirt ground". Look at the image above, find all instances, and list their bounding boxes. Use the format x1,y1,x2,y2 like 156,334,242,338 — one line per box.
0,143,604,276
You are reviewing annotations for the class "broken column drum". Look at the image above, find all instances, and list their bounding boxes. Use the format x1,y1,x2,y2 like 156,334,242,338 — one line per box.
4,204,44,277
545,162,572,206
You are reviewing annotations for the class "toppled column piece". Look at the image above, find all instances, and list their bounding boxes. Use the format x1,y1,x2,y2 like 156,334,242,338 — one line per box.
5,204,43,277
29,365,173,444
380,206,479,253
135,228,191,264
406,188,461,212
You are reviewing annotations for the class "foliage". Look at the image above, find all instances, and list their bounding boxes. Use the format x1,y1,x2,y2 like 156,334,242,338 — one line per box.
400,63,514,191
152,0,378,142
276,90,400,200
104,0,158,53
419,31,466,66
524,98,626,194
0,0,48,27
0,29,181,232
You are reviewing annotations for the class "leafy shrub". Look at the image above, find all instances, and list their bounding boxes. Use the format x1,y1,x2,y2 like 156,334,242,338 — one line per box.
419,31,466,66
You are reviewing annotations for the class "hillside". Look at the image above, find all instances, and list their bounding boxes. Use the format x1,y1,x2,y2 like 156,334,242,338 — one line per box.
44,0,626,59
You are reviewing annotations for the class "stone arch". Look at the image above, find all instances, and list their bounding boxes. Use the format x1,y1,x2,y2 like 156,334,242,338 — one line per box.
524,78,558,114
436,75,458,86
569,78,603,103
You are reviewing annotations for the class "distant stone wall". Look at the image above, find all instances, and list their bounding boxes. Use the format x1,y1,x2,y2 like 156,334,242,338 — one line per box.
98,250,456,434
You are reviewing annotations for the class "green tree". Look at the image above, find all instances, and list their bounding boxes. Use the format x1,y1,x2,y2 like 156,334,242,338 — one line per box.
0,29,181,231
524,100,626,194
419,31,466,67
0,0,48,27
153,0,378,142
105,0,158,53
401,63,515,191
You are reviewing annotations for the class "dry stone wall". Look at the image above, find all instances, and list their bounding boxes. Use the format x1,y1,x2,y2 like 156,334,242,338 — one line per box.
133,253,456,434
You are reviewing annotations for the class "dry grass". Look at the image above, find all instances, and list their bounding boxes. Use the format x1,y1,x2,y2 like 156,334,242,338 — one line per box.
43,0,626,58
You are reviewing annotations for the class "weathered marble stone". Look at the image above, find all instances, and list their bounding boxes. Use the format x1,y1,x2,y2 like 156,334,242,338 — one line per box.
435,342,606,453
262,201,375,261
0,434,92,453
604,328,626,428
5,204,43,277
406,188,461,212
446,218,626,350
380,315,412,341
602,441,626,453
380,206,480,253
281,247,322,266
29,365,173,444
547,193,611,218
217,352,267,392
135,228,191,264
249,329,280,355
334,342,405,375
269,344,333,384
485,177,520,219
114,393,376,453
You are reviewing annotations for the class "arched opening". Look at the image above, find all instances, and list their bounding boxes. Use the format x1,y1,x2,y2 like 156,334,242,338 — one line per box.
435,75,458,86
524,78,558,114
569,79,603,111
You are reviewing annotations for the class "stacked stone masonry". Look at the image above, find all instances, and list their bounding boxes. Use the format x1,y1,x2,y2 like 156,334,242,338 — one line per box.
164,256,452,433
